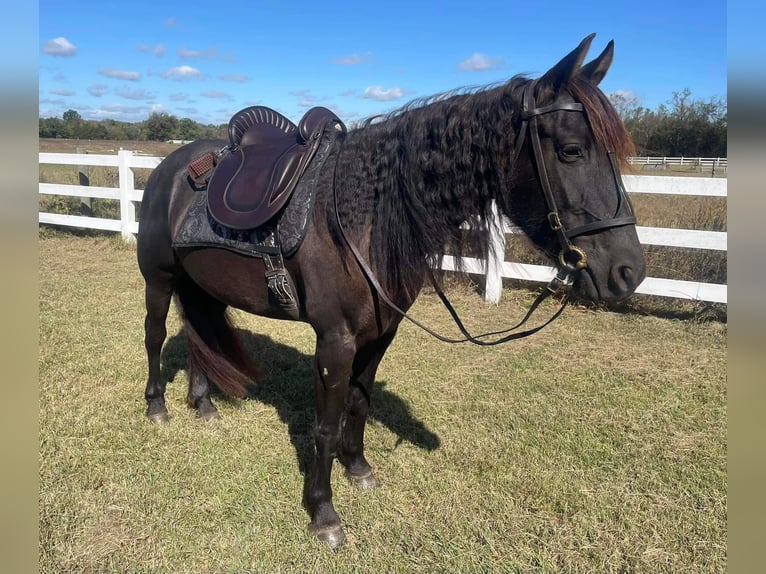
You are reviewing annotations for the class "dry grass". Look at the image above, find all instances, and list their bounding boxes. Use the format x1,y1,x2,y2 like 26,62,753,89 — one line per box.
39,234,726,573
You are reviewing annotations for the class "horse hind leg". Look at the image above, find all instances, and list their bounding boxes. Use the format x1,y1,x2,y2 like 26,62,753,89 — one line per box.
187,360,220,420
175,278,259,419
144,280,174,423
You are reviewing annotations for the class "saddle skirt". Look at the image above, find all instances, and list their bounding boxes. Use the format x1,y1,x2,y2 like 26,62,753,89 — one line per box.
206,105,345,230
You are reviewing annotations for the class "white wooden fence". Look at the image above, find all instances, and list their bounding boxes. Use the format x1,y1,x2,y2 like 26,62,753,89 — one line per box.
627,156,727,175
39,150,727,304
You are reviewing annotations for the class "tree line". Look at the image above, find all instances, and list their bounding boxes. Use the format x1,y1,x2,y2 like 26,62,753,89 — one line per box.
608,89,726,157
39,89,726,157
39,110,227,142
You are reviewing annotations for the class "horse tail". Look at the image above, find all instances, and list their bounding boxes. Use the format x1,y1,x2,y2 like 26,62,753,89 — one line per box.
175,279,260,399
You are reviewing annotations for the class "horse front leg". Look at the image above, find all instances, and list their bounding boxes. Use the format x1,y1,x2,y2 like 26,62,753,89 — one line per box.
341,331,397,489
305,331,355,550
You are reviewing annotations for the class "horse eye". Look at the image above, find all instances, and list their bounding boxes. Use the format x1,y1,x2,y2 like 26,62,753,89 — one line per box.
559,144,583,162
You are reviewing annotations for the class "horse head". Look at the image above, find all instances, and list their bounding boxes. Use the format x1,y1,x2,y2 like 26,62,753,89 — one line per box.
501,34,646,302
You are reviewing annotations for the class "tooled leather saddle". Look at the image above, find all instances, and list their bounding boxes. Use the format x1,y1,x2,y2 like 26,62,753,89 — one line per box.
180,105,346,318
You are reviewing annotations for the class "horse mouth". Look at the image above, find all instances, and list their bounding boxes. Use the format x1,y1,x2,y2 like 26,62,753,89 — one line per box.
571,269,600,301
572,265,641,302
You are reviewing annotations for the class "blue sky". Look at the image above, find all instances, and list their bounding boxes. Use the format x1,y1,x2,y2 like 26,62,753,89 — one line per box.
39,0,727,126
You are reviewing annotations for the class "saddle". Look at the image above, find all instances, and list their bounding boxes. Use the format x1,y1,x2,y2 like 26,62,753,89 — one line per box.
205,105,344,230
181,105,346,319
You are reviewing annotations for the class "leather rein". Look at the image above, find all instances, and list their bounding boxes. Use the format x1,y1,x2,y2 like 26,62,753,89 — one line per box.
332,80,637,345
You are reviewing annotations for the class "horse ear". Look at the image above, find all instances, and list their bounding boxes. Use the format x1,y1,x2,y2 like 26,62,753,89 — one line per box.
536,33,596,98
580,40,614,86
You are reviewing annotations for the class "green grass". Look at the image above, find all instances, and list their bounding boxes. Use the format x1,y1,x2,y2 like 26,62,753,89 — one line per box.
39,234,726,573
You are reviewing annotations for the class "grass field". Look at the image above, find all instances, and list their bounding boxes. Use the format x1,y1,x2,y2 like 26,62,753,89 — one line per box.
39,234,726,573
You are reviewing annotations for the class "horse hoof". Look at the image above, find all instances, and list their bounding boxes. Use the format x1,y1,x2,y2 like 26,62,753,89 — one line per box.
309,524,346,550
346,469,381,489
147,412,169,424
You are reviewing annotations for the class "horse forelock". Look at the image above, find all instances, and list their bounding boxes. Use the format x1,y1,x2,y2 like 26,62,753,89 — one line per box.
568,77,636,169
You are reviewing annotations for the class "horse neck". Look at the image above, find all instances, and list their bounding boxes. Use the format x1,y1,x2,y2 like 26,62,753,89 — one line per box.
330,89,514,297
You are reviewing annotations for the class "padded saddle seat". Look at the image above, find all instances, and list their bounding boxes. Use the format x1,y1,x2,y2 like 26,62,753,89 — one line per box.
207,105,342,230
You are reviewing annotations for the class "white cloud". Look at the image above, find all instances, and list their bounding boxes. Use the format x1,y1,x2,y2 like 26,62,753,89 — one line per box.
178,46,217,60
116,86,156,100
201,90,232,100
298,97,316,108
160,66,202,80
88,104,153,121
98,67,141,81
137,43,166,57
362,85,406,101
332,52,371,65
43,37,77,57
50,88,75,96
457,53,504,72
219,73,249,82
609,89,639,104
176,106,199,116
169,92,189,102
88,84,109,97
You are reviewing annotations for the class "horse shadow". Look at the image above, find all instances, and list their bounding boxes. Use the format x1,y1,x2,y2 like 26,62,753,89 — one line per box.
160,328,441,479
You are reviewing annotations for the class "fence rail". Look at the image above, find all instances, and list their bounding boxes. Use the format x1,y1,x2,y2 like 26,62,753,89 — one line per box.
627,156,727,175
39,150,727,304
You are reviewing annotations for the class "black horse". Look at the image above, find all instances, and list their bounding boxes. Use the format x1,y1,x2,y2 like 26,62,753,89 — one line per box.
137,34,646,548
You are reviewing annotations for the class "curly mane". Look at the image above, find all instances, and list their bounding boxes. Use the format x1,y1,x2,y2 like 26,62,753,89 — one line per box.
320,73,632,295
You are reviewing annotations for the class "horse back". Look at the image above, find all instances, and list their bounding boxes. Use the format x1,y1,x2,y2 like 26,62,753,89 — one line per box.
141,139,226,238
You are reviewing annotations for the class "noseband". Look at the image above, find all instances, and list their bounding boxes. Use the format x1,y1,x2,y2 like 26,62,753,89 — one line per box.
513,81,637,285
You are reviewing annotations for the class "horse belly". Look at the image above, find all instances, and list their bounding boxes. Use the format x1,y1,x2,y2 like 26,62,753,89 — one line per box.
178,248,297,320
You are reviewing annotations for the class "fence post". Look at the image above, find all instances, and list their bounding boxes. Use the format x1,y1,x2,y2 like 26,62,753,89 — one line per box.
76,147,93,215
484,200,505,303
118,149,137,243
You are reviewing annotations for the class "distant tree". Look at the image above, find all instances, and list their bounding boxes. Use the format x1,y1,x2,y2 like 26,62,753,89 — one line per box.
39,117,65,138
178,117,202,141
199,123,227,139
610,89,726,157
143,112,180,141
62,109,82,123
75,121,109,140
123,122,143,140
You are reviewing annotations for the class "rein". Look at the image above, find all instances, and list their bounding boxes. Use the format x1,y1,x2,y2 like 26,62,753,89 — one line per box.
330,80,635,346
333,179,572,344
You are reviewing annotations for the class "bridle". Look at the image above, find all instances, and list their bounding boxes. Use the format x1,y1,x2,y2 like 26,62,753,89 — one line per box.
332,80,637,345
513,80,637,277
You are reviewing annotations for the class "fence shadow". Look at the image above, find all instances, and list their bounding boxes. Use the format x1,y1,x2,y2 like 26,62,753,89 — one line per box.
160,327,441,480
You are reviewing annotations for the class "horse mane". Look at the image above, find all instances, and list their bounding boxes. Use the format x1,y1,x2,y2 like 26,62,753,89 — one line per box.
323,73,633,296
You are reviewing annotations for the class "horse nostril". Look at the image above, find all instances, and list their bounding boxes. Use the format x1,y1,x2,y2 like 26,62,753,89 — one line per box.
609,264,634,294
